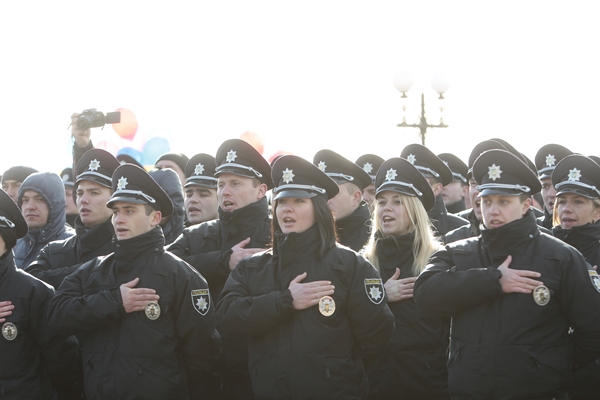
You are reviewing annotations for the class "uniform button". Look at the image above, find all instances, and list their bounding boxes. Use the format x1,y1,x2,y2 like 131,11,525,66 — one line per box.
529,234,533,238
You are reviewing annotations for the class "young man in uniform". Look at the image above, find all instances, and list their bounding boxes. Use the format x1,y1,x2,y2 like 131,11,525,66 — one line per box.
48,163,220,399
182,153,219,226
355,153,384,208
438,152,469,214
414,149,600,399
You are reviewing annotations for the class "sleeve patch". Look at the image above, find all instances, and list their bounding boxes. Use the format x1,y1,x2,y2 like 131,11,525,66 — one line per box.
191,289,210,315
365,278,385,304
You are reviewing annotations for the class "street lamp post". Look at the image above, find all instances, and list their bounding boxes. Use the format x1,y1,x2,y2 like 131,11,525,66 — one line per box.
394,71,450,147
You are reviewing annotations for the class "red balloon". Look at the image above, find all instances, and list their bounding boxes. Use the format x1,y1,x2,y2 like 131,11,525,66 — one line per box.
112,108,138,140
240,131,264,154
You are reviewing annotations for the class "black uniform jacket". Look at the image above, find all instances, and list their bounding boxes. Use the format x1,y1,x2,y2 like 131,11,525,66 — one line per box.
336,201,372,252
414,211,600,399
216,226,395,400
166,197,271,299
48,227,220,400
27,216,114,289
554,221,600,400
537,208,553,230
367,232,449,400
1,251,78,400
444,209,481,244
428,194,468,240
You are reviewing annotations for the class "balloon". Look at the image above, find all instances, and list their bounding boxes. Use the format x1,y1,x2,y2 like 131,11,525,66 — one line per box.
117,147,144,167
142,137,170,166
240,131,264,155
95,140,120,156
112,108,138,140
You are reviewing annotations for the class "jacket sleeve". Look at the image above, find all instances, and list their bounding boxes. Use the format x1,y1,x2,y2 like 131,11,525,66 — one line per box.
414,246,503,317
26,243,82,289
558,250,600,370
216,259,295,337
47,260,125,335
173,263,221,399
345,255,395,361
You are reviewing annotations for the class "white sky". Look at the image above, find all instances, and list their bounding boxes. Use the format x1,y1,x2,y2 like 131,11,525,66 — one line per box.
1,1,598,175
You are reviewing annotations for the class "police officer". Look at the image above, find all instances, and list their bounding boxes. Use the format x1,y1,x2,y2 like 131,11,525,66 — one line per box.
27,149,120,289
167,138,272,399
182,153,219,226
48,164,220,400
61,167,78,227
314,149,373,251
216,155,394,399
438,153,469,214
414,149,600,399
0,188,79,399
148,167,185,244
551,154,600,399
535,143,573,229
400,144,468,239
355,154,384,208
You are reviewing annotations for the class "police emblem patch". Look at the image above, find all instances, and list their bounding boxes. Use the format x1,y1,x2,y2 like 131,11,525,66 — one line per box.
533,285,551,306
145,302,161,320
319,296,335,317
365,279,384,304
191,289,210,316
2,322,17,341
589,270,600,293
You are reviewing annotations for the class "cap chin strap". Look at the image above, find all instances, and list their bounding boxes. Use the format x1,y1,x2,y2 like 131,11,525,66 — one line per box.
274,184,326,195
0,216,15,228
377,181,422,196
113,190,157,203
476,183,531,193
415,166,440,178
537,166,555,176
555,180,600,197
216,163,263,178
325,172,354,182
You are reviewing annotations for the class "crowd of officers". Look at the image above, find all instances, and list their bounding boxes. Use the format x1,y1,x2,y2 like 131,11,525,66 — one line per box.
1,116,600,400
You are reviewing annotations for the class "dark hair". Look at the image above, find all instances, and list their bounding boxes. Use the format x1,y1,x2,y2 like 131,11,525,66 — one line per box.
0,228,18,252
272,195,337,259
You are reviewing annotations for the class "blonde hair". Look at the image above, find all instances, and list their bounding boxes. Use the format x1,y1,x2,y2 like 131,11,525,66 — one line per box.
362,193,442,276
552,195,600,228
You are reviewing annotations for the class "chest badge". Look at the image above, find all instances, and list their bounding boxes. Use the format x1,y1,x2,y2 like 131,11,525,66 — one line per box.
145,302,161,320
2,322,18,341
365,278,385,305
533,285,551,306
319,296,336,317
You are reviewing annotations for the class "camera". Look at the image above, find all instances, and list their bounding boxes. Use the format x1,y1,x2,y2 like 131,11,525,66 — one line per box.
76,109,121,130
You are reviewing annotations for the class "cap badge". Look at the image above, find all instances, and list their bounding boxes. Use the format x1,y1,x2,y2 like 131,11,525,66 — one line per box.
406,154,416,164
533,285,550,306
363,162,373,174
62,174,70,182
145,302,161,320
319,296,336,317
226,150,237,163
317,161,327,172
545,154,556,167
282,168,295,184
385,168,397,182
88,159,100,172
488,164,503,181
2,322,17,341
568,168,582,181
194,163,205,175
117,177,128,190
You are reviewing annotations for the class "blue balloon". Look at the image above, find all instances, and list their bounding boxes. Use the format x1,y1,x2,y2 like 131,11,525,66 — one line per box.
142,137,170,166
116,147,144,168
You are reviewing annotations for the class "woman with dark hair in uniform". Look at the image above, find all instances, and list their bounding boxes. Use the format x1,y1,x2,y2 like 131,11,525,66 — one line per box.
551,154,600,400
216,155,394,400
361,157,449,399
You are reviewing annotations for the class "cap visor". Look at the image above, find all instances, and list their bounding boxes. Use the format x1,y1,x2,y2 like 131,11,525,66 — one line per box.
274,189,318,200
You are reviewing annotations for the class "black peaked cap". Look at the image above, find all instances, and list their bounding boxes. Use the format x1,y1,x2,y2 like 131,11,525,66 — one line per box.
375,157,435,212
117,154,144,169
400,144,452,186
272,155,339,200
437,153,468,184
473,149,541,196
60,167,74,187
489,138,528,164
467,140,507,178
313,149,372,190
215,139,273,189
355,154,385,185
107,164,174,217
552,154,600,199
535,144,573,180
185,153,218,189
76,149,121,189
0,189,27,239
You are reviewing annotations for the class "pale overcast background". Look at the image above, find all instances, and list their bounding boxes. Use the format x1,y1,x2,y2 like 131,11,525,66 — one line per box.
1,1,598,175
